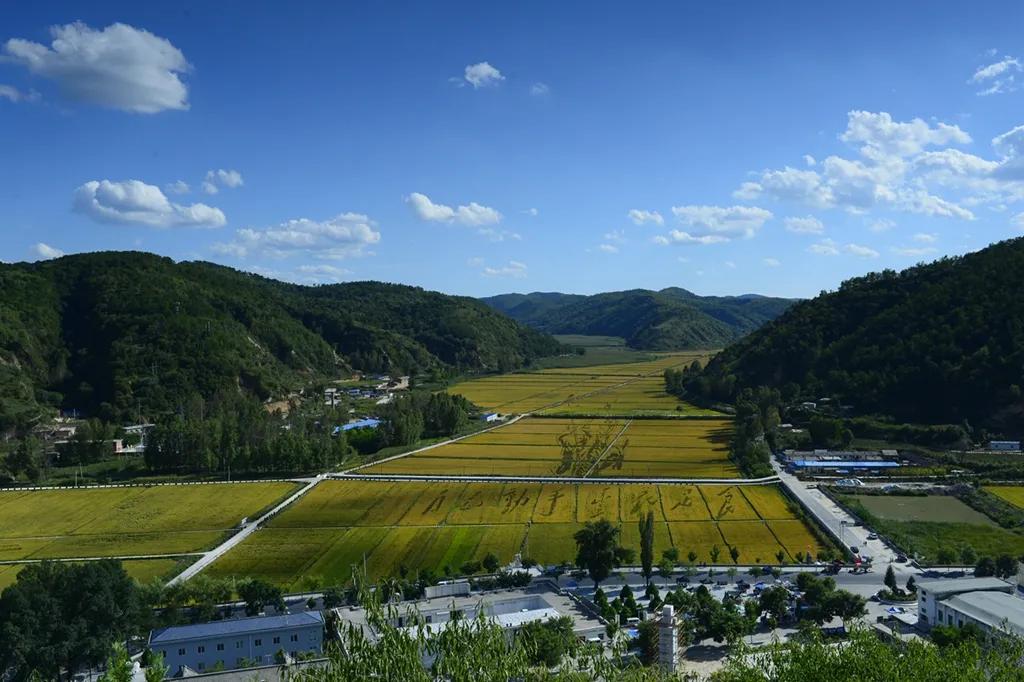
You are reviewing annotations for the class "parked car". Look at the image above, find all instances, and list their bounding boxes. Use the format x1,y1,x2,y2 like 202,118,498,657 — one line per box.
849,545,860,555
867,533,878,540
675,575,690,584
895,553,908,562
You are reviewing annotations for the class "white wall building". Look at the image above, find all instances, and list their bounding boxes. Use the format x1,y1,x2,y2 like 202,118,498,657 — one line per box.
915,577,1013,627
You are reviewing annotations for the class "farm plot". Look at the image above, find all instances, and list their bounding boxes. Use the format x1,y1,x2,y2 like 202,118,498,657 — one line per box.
205,481,830,587
837,492,1024,564
983,486,1024,510
0,482,298,561
538,353,710,377
448,373,623,413
542,375,720,417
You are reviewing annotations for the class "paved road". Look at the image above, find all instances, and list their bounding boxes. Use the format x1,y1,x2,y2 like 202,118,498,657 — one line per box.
331,472,781,485
166,475,325,585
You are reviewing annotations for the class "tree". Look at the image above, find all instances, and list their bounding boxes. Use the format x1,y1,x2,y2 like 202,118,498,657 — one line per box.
482,552,501,573
960,545,978,566
0,560,145,681
687,550,699,565
775,549,786,565
639,511,655,585
238,578,284,616
7,436,43,482
573,520,631,589
936,547,957,565
975,556,997,577
662,547,679,563
636,620,659,665
884,565,898,593
98,643,133,682
658,558,674,581
518,616,577,668
995,554,1019,579
729,545,740,564
710,544,721,564
144,652,168,682
906,575,917,593
828,590,867,628
758,585,790,627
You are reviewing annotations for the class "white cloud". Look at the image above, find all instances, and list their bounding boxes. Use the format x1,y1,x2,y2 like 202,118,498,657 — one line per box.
523,207,539,216
913,232,937,243
671,204,772,239
734,167,833,208
868,218,896,232
723,260,736,269
784,215,824,234
604,229,626,243
598,243,619,254
762,257,781,267
212,213,380,260
202,169,244,194
628,209,664,226
0,84,39,103
971,55,1022,95
1013,212,1024,231
4,22,189,113
530,82,549,96
891,246,938,257
164,180,190,195
74,179,225,228
462,62,504,88
808,239,840,256
478,227,521,242
839,110,971,160
406,192,502,226
470,259,527,278
654,230,729,246
803,154,817,167
294,263,352,283
845,243,879,258
32,242,64,260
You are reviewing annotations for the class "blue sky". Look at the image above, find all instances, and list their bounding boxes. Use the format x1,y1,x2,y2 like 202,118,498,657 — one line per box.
3,1,1024,298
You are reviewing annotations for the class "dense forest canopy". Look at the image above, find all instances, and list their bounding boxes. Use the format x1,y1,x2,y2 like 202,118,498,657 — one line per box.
688,237,1024,431
482,288,794,350
0,252,563,430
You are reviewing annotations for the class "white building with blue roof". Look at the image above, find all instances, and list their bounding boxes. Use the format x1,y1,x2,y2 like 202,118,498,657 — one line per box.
148,612,325,674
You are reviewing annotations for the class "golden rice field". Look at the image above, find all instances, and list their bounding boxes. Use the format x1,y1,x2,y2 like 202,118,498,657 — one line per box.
448,373,625,413
204,480,826,588
0,557,183,591
537,353,710,377
362,417,736,478
983,486,1024,510
0,482,298,561
543,375,722,417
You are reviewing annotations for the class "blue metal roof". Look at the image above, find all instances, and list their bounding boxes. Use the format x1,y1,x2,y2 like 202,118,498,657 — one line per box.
341,418,381,431
790,460,900,468
149,612,324,644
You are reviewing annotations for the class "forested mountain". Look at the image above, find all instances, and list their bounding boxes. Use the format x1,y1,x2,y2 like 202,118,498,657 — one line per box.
0,252,563,430
687,238,1024,430
481,288,794,350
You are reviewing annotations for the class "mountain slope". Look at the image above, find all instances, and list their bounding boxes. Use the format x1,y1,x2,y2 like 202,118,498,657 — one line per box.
0,252,563,429
688,238,1024,429
480,288,794,350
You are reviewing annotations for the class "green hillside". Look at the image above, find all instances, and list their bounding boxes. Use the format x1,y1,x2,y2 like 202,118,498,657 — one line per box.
0,252,563,430
481,288,793,350
688,238,1024,430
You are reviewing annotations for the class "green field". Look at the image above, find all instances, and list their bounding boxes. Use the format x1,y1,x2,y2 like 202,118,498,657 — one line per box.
0,482,298,561
360,417,737,478
837,492,1024,563
204,480,826,588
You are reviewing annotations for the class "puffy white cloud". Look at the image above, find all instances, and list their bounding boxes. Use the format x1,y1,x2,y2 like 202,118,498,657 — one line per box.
628,209,664,226
784,215,824,234
670,205,772,239
202,169,244,194
470,258,527,278
294,263,352,283
971,55,1021,95
733,167,834,208
523,207,539,216
598,243,619,254
74,179,225,228
164,180,190,195
32,242,64,260
808,239,840,256
653,230,729,246
0,84,39,103
4,22,189,113
406,192,502,226
803,154,817,167
462,62,504,88
845,243,879,258
762,257,781,267
840,110,971,160
212,212,380,260
530,82,549,96
913,232,937,243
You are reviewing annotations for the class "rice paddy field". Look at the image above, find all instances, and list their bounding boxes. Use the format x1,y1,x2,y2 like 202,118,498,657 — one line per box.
204,480,827,588
359,417,738,478
542,375,721,417
0,482,298,561
984,485,1024,510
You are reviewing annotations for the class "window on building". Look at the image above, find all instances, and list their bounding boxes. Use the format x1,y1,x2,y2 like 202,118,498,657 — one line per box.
236,640,243,648
255,639,262,647
273,636,280,644
948,614,953,624
197,663,205,671
217,643,224,651
291,634,298,642
178,648,185,656
197,646,205,653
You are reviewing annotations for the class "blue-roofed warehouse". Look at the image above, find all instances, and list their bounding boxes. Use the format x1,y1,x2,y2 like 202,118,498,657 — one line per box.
149,611,325,674
332,418,382,435
781,449,902,473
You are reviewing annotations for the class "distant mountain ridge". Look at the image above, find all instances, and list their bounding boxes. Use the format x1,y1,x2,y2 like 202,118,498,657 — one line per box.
0,252,564,429
687,237,1024,429
481,288,796,350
